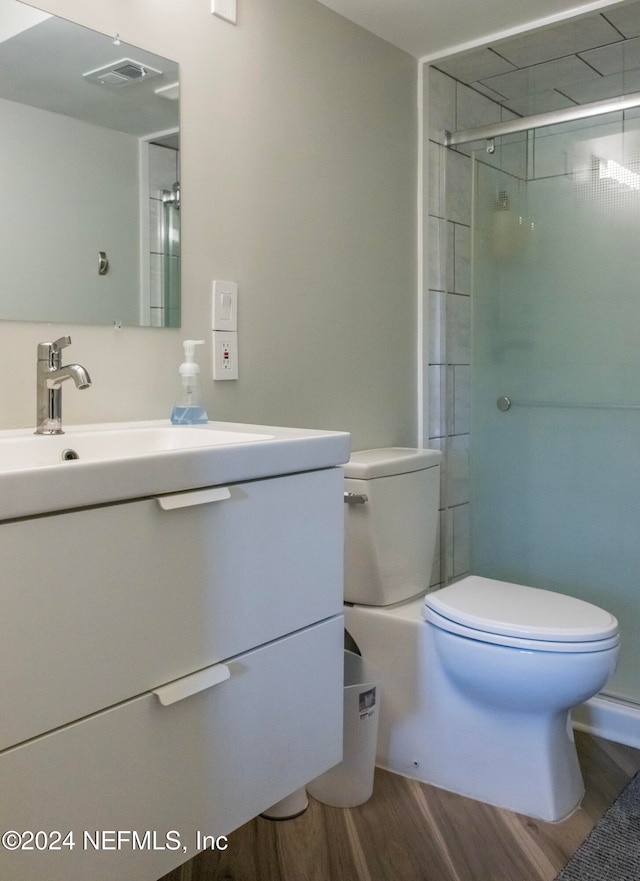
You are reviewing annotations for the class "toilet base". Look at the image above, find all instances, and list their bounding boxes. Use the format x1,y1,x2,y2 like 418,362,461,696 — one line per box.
345,598,592,822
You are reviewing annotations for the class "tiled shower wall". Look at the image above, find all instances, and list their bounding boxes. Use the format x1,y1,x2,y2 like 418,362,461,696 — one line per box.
148,144,181,328
426,67,521,587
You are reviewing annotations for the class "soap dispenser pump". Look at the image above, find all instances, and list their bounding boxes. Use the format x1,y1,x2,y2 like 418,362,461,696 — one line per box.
171,340,209,425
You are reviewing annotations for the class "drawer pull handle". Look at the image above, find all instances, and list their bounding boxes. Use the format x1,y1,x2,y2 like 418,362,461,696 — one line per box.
157,486,231,510
344,492,368,504
153,664,231,706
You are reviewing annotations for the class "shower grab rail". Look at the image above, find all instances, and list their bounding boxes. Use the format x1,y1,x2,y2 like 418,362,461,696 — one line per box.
496,395,640,412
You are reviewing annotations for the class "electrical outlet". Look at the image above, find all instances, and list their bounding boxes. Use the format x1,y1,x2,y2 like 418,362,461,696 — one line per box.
213,331,238,380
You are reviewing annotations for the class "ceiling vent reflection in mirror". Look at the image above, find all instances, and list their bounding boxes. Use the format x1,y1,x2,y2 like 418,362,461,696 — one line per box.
83,59,161,87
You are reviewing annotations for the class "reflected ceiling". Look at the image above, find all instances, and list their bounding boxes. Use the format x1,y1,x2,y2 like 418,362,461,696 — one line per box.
0,9,178,137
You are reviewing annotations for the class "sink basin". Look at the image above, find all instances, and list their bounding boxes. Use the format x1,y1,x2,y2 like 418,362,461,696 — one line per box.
0,419,350,521
0,425,273,472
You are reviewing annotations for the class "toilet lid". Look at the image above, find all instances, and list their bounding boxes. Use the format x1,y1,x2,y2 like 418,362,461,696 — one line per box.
423,576,619,643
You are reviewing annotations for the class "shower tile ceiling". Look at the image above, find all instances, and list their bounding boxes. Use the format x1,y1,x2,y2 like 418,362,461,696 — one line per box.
433,0,640,118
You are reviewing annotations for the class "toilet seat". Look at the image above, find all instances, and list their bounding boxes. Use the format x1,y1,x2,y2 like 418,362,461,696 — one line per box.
422,575,620,653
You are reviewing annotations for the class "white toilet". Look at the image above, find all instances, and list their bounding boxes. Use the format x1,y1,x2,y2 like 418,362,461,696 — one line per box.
343,448,620,821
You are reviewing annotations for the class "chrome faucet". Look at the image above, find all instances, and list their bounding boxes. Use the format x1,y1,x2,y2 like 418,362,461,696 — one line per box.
35,336,92,435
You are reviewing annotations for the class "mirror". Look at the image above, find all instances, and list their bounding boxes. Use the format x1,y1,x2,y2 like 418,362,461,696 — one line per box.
0,0,180,328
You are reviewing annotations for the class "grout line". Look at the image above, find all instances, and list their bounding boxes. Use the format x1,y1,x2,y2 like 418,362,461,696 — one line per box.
418,60,426,449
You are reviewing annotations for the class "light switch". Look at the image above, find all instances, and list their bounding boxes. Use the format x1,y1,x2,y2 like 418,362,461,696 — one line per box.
212,280,237,331
212,0,237,24
220,293,233,322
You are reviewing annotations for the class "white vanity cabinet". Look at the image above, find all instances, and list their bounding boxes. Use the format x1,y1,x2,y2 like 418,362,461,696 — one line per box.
0,463,345,881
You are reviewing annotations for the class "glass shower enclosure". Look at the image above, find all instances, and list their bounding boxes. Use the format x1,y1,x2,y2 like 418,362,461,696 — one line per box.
465,110,640,703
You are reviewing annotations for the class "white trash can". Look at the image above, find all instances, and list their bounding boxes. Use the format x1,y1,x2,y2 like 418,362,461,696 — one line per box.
307,650,380,808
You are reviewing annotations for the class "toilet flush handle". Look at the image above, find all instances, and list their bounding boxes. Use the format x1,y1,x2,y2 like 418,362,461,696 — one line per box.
344,492,368,504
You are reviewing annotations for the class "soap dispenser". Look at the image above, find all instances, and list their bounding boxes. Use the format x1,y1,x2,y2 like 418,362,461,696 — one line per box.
171,340,209,425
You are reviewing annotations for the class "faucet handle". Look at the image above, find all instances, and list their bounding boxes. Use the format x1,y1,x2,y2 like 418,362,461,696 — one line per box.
37,335,72,364
52,335,72,351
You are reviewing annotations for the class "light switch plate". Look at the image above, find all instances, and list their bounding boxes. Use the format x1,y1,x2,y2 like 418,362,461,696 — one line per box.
212,0,237,24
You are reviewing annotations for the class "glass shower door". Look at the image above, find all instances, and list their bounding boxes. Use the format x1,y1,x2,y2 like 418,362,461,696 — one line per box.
470,115,640,702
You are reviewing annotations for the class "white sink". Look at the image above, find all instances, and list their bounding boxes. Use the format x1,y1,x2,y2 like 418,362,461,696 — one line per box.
0,419,350,520
0,425,273,472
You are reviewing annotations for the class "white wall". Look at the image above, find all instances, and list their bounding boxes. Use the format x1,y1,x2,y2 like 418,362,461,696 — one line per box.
0,0,417,451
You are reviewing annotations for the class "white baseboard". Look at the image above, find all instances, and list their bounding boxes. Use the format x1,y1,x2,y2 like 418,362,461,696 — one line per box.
572,695,640,749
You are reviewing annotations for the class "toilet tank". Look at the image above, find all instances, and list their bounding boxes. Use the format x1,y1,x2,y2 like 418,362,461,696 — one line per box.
344,448,442,606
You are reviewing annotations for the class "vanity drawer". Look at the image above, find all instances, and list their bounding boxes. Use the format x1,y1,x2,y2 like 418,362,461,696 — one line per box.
0,467,343,750
0,616,344,881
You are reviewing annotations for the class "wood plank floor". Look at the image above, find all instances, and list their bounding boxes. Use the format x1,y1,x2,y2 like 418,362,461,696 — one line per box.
160,731,640,881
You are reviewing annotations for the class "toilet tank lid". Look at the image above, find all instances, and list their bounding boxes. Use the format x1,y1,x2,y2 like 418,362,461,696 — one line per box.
344,447,442,479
